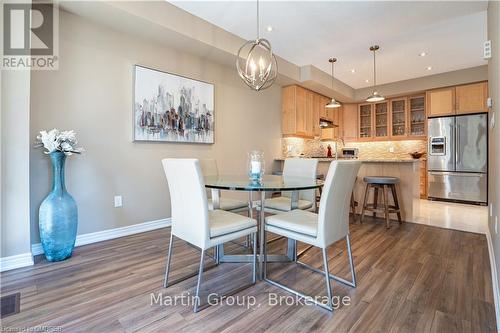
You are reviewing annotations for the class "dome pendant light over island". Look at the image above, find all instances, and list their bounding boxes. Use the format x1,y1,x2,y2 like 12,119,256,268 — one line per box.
325,58,341,108
236,0,277,91
366,45,385,102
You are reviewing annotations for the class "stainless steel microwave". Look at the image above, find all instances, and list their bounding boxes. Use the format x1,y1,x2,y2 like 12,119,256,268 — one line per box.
341,148,359,159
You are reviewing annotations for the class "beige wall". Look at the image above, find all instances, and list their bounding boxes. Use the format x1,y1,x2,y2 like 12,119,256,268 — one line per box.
488,0,500,308
1,70,32,257
29,10,282,243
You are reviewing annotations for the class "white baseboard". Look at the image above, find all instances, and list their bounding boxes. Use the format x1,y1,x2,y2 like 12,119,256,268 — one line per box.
0,252,35,272
485,230,500,333
31,218,171,256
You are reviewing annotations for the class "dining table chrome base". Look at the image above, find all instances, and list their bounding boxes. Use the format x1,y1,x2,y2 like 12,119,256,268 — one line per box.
206,176,324,280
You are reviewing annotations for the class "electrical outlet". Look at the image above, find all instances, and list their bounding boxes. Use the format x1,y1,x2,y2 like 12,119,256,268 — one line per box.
114,195,122,207
389,146,395,153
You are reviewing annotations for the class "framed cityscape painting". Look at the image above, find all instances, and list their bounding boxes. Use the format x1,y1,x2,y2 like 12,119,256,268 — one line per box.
133,65,215,143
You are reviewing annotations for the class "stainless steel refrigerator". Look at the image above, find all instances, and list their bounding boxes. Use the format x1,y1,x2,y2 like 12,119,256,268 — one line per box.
427,114,488,204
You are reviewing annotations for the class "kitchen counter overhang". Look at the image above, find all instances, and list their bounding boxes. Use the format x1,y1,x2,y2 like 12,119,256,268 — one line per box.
274,158,421,223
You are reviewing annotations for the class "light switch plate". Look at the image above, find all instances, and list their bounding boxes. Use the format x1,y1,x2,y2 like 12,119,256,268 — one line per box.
484,40,492,59
114,195,122,207
487,97,493,108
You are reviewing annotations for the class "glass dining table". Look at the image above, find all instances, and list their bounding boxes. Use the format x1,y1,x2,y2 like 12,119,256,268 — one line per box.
204,174,324,279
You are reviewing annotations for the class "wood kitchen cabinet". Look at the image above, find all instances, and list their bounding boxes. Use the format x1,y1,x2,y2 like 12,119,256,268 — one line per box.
456,82,488,114
408,95,426,138
358,104,373,141
282,85,315,138
282,85,331,138
426,81,488,117
420,159,427,199
389,98,407,138
357,102,389,141
374,101,389,139
312,94,321,136
426,87,455,117
342,104,358,141
320,106,343,141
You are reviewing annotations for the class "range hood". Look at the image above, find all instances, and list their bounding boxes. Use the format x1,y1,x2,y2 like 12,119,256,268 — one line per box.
319,119,339,129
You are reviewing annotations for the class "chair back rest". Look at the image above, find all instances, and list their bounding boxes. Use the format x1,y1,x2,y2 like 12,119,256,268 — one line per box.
162,158,209,248
199,158,218,199
317,160,361,246
282,158,318,202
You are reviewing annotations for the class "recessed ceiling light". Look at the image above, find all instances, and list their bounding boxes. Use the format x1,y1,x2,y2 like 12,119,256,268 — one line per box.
266,26,273,32
419,52,427,57
351,69,356,73
427,66,432,71
365,79,369,83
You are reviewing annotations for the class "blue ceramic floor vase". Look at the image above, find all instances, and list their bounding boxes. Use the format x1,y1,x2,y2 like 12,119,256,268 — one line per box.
39,151,78,261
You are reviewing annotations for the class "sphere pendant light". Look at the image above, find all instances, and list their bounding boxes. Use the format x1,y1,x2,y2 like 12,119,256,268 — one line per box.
366,45,385,102
236,0,277,91
325,58,341,108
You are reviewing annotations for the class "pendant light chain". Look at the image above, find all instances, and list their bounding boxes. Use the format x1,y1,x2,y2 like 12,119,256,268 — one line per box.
331,60,334,89
256,0,260,39
365,45,384,102
373,49,376,90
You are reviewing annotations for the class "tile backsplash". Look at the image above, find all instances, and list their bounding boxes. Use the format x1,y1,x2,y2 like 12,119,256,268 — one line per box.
281,138,427,160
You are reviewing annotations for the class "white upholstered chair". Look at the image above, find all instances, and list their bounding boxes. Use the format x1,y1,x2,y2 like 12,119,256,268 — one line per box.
258,158,318,214
200,159,251,214
264,160,361,311
161,158,257,312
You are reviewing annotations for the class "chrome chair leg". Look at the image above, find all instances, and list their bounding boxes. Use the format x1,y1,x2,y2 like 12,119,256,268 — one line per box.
163,233,174,288
293,239,298,262
263,224,268,279
346,234,357,287
193,249,205,313
252,232,257,283
322,248,333,311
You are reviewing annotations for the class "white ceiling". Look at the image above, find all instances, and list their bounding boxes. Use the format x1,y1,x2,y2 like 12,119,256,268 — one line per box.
170,1,488,89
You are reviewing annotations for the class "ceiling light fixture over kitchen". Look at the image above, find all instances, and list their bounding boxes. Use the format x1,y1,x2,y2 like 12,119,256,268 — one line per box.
236,0,277,91
419,52,427,57
427,66,432,71
366,45,385,102
325,58,341,108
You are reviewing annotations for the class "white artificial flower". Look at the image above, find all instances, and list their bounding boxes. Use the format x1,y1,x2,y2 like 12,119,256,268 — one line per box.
35,128,84,156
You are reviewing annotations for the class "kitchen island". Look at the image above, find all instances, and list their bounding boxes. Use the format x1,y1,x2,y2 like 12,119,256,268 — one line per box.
274,158,420,223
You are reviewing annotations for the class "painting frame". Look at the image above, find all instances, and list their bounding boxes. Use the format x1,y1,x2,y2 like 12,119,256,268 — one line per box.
133,64,215,144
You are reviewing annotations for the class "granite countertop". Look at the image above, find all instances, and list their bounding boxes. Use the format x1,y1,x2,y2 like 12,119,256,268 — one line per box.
275,157,420,163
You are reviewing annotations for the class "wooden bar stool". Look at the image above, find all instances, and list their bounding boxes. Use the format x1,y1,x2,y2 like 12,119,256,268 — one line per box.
360,176,402,228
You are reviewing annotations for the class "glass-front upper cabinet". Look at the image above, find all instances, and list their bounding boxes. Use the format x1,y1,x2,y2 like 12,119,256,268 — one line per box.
358,104,372,139
374,102,389,138
409,95,426,137
390,98,407,138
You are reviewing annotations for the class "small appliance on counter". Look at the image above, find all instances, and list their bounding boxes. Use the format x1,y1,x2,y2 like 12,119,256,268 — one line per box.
340,148,359,159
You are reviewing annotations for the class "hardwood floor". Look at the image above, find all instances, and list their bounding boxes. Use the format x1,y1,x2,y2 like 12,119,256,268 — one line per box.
0,217,496,332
